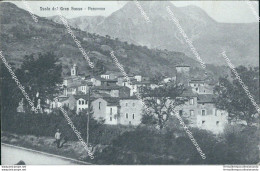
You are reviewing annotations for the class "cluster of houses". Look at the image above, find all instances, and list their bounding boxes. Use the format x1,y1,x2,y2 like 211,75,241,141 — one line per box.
17,64,228,134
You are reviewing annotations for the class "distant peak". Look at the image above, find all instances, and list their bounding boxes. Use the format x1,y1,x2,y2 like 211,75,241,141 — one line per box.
179,4,216,23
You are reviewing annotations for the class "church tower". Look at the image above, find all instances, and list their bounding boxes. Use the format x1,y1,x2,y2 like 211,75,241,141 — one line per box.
71,64,78,76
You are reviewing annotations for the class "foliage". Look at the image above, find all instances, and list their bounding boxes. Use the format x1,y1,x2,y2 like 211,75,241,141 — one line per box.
95,125,259,164
1,63,22,113
1,52,63,113
141,82,185,129
2,111,101,144
214,66,259,125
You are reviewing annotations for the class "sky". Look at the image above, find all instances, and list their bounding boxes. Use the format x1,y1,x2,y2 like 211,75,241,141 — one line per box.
8,1,259,23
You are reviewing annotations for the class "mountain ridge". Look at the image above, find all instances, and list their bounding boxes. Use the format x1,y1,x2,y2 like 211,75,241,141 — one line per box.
48,1,259,66
1,1,230,83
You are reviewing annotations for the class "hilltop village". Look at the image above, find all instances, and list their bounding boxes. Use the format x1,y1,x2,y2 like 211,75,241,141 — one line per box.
17,64,228,134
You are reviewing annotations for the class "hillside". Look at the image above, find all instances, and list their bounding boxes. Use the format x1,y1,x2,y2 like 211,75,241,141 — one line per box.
0,2,229,81
60,1,259,66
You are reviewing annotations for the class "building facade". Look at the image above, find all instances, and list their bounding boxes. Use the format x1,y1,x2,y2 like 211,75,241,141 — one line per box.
119,98,143,125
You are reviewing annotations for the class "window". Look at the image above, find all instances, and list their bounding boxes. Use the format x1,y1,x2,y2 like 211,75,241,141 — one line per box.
126,113,128,119
216,121,219,126
189,98,194,105
126,103,128,107
129,121,131,125
133,114,135,119
190,110,194,116
82,100,84,105
202,120,205,124
202,110,206,116
215,109,217,116
179,110,183,116
110,117,112,121
110,108,112,115
79,100,81,105
99,102,101,110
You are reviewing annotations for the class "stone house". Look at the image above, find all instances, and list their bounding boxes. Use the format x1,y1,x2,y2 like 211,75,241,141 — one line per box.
100,71,122,80
119,97,143,125
75,95,89,114
196,94,228,134
90,76,102,86
101,78,118,87
176,88,228,133
60,95,77,111
91,97,119,125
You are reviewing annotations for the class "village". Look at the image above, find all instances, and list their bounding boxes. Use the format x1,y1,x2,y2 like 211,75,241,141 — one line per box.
1,1,258,166
16,63,228,134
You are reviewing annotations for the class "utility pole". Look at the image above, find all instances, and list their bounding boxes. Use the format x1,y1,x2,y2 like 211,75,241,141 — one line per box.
87,67,94,147
86,85,91,146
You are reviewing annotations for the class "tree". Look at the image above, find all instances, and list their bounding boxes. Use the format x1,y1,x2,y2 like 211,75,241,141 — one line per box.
141,82,185,129
15,52,63,112
214,66,259,126
1,62,22,113
150,72,164,84
85,59,106,76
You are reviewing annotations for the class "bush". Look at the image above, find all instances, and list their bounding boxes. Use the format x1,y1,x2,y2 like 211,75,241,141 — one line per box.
2,111,133,145
96,125,259,164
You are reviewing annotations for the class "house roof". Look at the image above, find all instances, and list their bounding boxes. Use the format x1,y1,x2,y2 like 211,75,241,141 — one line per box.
58,96,69,102
197,94,216,103
92,92,112,98
101,78,118,82
68,84,80,88
120,96,139,100
102,71,122,76
189,79,205,83
122,78,137,82
103,97,120,106
180,87,198,97
80,80,92,86
74,95,95,101
66,79,82,88
93,85,122,90
91,75,102,80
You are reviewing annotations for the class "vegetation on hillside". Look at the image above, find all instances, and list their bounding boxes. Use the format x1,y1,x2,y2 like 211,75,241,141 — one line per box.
0,2,228,81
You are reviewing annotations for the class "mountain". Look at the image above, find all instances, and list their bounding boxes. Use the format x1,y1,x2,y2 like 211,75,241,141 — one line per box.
48,15,105,31
0,2,230,82
62,1,259,66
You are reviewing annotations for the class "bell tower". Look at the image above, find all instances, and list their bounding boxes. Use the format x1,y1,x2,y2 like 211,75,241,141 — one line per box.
71,64,78,76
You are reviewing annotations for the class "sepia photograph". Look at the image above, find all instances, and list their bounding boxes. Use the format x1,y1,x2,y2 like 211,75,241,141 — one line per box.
0,0,259,169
